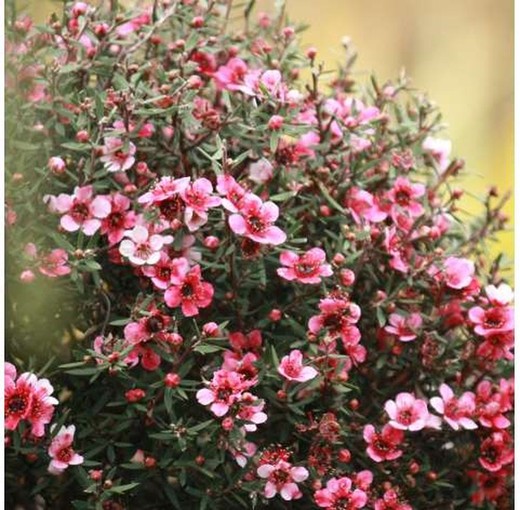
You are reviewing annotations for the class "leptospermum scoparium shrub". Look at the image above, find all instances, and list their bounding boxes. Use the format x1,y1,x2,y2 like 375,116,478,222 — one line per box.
5,1,514,509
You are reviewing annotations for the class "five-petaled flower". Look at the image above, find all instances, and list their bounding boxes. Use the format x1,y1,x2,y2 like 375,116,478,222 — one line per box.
48,425,84,475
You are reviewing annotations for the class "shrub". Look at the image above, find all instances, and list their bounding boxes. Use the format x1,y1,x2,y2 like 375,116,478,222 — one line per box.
5,1,513,508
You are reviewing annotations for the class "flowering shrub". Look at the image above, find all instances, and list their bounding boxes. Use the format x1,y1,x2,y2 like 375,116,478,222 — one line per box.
5,0,514,508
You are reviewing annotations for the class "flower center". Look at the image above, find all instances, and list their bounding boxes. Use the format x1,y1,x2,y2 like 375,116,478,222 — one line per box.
71,202,89,222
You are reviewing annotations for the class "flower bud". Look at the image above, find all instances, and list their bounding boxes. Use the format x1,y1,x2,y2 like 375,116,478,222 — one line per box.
164,373,181,388
20,270,35,283
268,115,284,130
203,236,220,250
48,156,66,176
89,469,103,481
125,388,145,403
269,309,282,322
221,417,234,431
338,449,351,463
202,322,220,337
339,269,355,286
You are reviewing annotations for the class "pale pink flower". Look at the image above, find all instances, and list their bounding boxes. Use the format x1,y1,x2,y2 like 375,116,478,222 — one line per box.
229,193,286,245
384,313,422,342
231,441,257,467
430,384,478,430
213,58,249,91
374,489,412,510
443,256,475,289
236,393,268,432
119,225,173,266
257,460,309,500
248,158,273,184
277,248,332,284
314,476,367,509
422,136,452,172
485,284,514,306
50,185,111,235
48,425,84,474
278,350,318,383
100,137,136,172
385,392,439,431
26,378,59,437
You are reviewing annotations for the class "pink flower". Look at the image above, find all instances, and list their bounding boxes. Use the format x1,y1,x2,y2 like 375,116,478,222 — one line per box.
277,248,332,284
257,460,309,500
99,193,136,244
48,156,66,175
48,425,84,474
119,225,173,266
229,193,286,245
374,489,412,510
236,393,268,432
180,177,221,232
164,265,213,317
430,384,477,430
216,174,248,213
443,256,475,289
213,58,249,91
50,185,111,235
385,392,439,431
100,137,136,172
363,424,404,463
422,136,452,172
387,176,425,218
468,305,514,337
196,369,252,417
278,350,318,383
142,253,189,290
314,476,367,509
229,330,263,352
384,313,422,342
38,249,71,277
26,378,59,437
345,187,388,224
476,331,514,361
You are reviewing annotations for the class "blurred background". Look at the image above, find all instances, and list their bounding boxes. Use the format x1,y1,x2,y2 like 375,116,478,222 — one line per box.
21,0,514,268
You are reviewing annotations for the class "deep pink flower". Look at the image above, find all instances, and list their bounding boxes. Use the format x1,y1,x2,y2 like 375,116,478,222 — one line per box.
384,313,422,342
38,249,71,277
142,253,189,290
277,248,332,284
363,424,404,463
430,384,477,430
213,58,249,91
229,193,286,245
48,425,84,474
314,476,367,509
196,369,252,417
479,431,514,472
475,380,511,429
5,371,36,431
385,392,440,431
222,351,259,381
387,176,425,218
476,330,514,361
229,330,263,352
257,460,309,501
50,185,111,235
119,225,173,266
468,305,514,337
308,296,361,341
278,350,318,383
374,489,412,510
180,177,221,231
164,265,214,317
443,256,475,289
99,193,136,244
100,137,136,172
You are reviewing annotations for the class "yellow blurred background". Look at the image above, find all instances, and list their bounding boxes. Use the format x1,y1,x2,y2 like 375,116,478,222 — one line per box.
21,0,514,270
